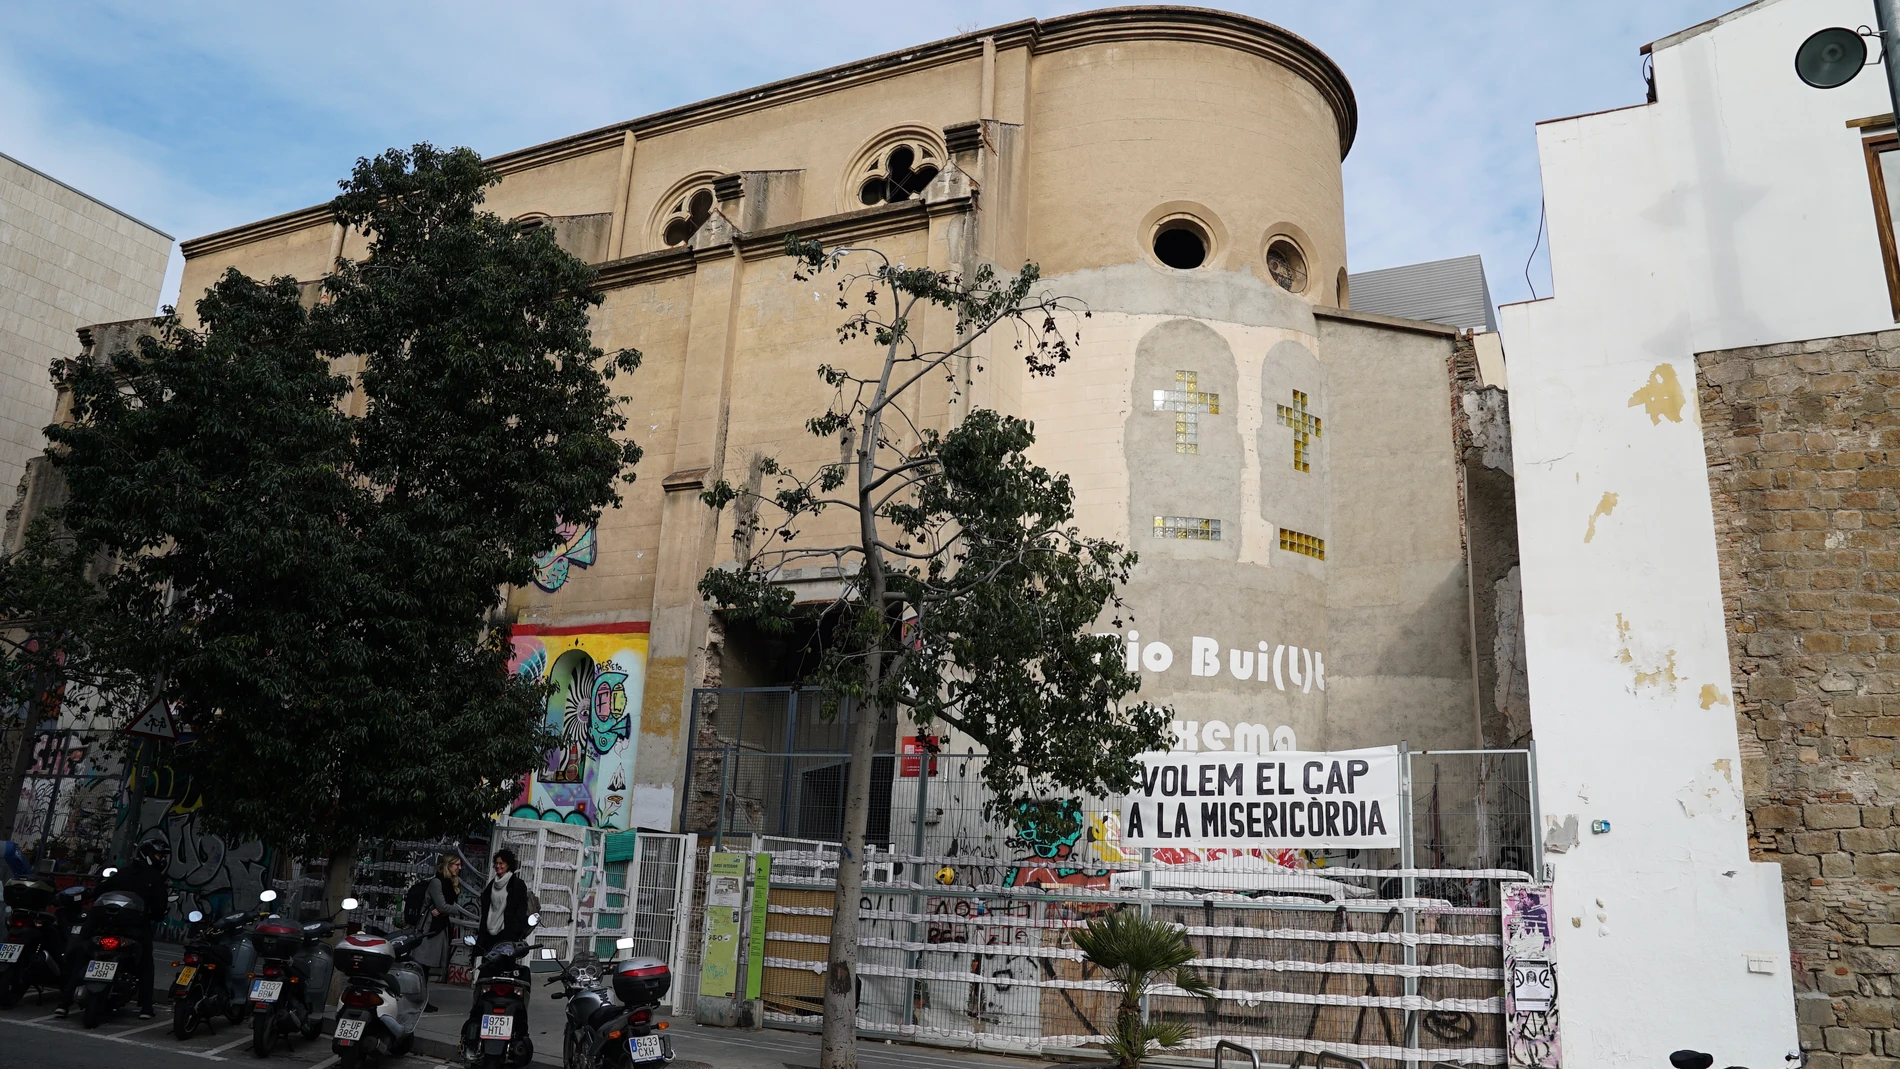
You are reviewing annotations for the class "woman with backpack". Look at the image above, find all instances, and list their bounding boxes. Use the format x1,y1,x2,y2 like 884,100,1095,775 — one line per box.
414,854,474,982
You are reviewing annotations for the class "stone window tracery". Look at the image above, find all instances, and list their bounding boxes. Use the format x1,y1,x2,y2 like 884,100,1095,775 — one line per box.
857,142,941,206
661,186,716,247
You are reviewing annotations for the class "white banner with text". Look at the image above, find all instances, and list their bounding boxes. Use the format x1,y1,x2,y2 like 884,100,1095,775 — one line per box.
1118,746,1402,849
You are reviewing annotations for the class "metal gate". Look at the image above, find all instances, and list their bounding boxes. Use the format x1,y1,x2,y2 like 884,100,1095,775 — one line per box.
490,817,697,1006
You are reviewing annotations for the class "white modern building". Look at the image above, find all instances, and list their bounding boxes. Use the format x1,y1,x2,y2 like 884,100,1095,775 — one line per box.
1500,0,1899,1063
0,152,171,498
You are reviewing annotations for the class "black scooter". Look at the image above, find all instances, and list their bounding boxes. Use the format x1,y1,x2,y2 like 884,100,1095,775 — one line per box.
168,904,258,1038
74,889,152,1028
463,937,539,1068
0,877,85,1008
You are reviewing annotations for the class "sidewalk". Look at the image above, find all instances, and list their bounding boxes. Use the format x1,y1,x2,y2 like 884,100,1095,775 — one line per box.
417,977,1063,1069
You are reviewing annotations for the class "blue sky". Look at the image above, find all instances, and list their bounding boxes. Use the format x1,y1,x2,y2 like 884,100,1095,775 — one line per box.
2,1,1724,312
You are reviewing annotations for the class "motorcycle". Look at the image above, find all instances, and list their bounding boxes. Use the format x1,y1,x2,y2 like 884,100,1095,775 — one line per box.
74,888,152,1029
168,904,258,1038
551,937,674,1069
330,897,430,1067
461,911,543,1068
246,888,341,1057
0,877,86,1008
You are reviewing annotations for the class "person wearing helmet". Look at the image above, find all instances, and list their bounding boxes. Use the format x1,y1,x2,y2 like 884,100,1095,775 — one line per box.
56,834,171,1019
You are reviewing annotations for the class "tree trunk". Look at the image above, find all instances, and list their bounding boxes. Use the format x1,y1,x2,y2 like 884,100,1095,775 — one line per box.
0,701,35,844
819,686,886,1068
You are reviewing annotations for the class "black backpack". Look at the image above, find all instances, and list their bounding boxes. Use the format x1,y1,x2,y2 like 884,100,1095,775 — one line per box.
401,877,431,929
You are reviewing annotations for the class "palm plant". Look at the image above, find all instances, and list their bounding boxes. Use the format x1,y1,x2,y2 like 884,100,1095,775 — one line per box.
1071,909,1215,1069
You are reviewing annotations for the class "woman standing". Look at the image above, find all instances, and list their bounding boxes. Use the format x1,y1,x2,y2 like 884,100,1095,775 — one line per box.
474,849,529,955
414,854,474,981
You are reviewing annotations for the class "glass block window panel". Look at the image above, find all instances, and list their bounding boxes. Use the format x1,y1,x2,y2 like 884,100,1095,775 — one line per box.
1153,515,1221,541
1279,527,1325,559
1153,370,1220,454
1275,389,1322,472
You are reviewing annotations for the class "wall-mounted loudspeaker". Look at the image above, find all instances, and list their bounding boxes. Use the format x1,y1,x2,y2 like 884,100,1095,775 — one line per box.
1795,26,1867,90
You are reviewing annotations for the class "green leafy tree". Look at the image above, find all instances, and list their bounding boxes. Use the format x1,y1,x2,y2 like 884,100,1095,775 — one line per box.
12,144,641,878
699,238,1170,1068
1071,910,1215,1068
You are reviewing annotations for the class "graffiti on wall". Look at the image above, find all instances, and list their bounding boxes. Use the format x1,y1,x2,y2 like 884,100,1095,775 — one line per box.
531,522,597,592
1503,882,1561,1068
507,623,647,829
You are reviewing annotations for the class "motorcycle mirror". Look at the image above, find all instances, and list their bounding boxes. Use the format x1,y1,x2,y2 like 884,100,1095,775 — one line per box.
187,910,204,923
615,937,635,951
101,867,118,878
538,948,557,960
527,912,540,927
341,897,359,911
464,935,476,946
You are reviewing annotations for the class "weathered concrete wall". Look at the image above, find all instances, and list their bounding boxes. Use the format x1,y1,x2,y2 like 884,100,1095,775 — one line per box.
1699,330,1900,1066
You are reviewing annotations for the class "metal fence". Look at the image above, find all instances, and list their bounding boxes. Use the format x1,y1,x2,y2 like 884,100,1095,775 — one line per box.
685,737,1537,1067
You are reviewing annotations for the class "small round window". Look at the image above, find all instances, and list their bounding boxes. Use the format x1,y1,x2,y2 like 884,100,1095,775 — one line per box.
1153,220,1210,270
859,145,939,205
1266,238,1309,293
662,188,715,247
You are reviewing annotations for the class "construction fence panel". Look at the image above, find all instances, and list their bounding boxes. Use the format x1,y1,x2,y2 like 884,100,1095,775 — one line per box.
722,748,1535,1067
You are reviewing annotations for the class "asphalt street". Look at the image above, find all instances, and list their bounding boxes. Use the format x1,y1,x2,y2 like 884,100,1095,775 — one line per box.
0,998,440,1068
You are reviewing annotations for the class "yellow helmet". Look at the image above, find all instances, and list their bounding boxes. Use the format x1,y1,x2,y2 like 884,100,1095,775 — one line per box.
934,866,956,886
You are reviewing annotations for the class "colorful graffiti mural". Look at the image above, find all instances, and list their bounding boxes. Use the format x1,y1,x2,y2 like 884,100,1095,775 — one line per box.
507,623,647,829
530,522,597,592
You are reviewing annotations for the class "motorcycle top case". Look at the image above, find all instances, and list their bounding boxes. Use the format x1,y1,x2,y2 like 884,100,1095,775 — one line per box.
333,934,396,979
252,921,303,960
3,877,57,910
612,958,671,1005
93,890,144,916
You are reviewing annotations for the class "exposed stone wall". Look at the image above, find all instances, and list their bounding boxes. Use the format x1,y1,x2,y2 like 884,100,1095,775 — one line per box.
1698,331,1900,1066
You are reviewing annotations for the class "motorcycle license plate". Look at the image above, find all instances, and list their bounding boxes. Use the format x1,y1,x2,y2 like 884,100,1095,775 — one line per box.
479,1014,514,1040
0,943,22,963
630,1034,664,1062
334,1018,367,1042
250,979,283,1002
84,960,118,980
174,965,197,987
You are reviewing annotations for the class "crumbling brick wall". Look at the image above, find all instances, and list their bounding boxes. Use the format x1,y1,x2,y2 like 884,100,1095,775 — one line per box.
1698,331,1900,1066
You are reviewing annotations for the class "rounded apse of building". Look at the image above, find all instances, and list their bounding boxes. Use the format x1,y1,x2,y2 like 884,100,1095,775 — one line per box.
1019,9,1353,293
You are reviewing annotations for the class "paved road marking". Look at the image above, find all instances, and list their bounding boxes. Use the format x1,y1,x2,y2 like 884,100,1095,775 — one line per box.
110,1017,177,1038
0,1012,231,1062
195,1033,255,1057
310,1057,341,1068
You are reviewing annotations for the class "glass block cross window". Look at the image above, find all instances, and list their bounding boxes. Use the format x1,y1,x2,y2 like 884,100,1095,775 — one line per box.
1154,515,1221,541
1279,527,1325,559
1275,389,1322,472
1154,371,1220,454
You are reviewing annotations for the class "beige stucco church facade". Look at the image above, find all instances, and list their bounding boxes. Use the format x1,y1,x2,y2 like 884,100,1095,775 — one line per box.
173,8,1510,840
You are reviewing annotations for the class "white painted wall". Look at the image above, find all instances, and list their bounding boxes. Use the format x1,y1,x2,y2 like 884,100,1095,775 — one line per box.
1498,0,1892,1064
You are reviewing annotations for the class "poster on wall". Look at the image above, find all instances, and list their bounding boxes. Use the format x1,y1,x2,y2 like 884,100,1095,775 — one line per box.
507,622,648,830
1117,746,1400,848
1503,882,1562,1068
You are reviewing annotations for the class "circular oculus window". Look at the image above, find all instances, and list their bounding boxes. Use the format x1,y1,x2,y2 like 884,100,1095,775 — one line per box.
1265,238,1309,293
1152,218,1211,270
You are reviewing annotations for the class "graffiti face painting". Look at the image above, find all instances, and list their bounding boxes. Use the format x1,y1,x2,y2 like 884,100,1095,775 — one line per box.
507,624,647,829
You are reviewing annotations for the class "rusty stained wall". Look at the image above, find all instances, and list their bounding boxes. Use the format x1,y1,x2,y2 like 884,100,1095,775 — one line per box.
1700,329,1900,1065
